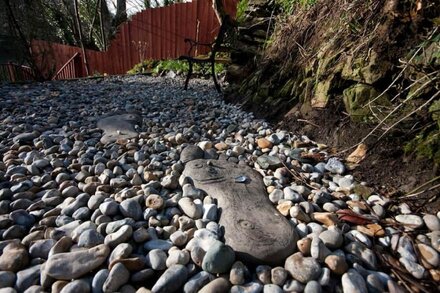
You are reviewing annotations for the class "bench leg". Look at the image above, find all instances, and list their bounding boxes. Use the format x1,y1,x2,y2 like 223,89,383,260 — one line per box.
211,60,221,93
184,61,193,90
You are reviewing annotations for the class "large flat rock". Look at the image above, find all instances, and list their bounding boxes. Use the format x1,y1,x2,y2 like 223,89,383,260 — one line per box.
183,159,298,265
97,113,142,144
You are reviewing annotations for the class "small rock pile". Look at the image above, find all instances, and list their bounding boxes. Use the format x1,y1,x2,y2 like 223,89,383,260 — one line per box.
0,76,438,293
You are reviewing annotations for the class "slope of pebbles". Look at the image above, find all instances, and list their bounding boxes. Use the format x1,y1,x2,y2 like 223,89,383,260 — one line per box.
0,75,439,293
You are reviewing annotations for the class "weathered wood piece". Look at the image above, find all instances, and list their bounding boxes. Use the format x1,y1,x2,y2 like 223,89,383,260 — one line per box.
183,159,298,265
97,113,142,144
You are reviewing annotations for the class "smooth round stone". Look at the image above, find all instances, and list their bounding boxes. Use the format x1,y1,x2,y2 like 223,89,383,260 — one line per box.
325,255,348,275
297,237,312,255
283,280,305,292
230,282,263,293
3,225,27,239
318,267,330,286
144,239,173,251
366,274,385,293
29,239,56,259
62,186,80,198
202,204,218,221
183,271,213,293
0,271,16,288
178,198,202,219
202,241,235,274
271,267,287,286
322,203,339,213
102,263,130,292
148,249,167,270
319,228,343,249
417,243,439,268
198,277,231,293
230,261,248,285
0,243,29,272
346,230,371,247
104,225,132,248
166,249,190,268
45,244,110,280
182,184,204,200
304,280,321,293
109,243,133,264
131,269,154,283
77,229,104,248
342,269,368,293
395,215,424,229
180,146,204,164
87,194,106,210
72,207,91,221
344,242,377,269
151,264,188,293
256,265,271,285
92,269,109,293
9,209,35,228
310,236,331,262
283,187,304,203
99,201,119,216
268,189,284,203
59,279,90,293
170,231,188,246
284,252,322,283
399,257,426,279
372,205,385,218
263,284,283,293
15,264,41,292
105,219,135,234
325,158,345,174
423,214,440,231
119,199,142,221
145,194,164,210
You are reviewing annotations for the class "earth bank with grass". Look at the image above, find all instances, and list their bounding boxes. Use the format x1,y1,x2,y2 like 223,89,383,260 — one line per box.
225,0,440,213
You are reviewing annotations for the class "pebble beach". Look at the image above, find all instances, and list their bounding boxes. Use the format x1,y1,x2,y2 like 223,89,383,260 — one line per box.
0,75,439,293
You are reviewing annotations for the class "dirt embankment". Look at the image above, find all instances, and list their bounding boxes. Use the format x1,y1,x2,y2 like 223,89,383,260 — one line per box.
225,0,440,212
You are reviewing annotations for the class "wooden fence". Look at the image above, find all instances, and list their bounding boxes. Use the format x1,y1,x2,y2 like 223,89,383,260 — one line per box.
30,0,238,80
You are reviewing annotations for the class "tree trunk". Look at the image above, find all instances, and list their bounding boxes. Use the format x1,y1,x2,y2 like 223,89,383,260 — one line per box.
115,0,127,26
73,0,89,76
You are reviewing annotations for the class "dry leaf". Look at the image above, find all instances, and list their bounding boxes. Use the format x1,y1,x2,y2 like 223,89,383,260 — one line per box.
346,143,368,164
356,223,385,237
336,209,373,225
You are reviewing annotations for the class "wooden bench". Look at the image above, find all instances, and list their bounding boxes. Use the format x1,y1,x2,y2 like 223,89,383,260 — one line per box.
179,16,233,93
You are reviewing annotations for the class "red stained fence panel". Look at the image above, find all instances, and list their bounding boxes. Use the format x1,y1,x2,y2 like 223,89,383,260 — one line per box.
29,0,238,80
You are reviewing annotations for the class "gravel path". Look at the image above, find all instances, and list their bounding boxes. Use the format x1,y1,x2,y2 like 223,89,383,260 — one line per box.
0,75,439,293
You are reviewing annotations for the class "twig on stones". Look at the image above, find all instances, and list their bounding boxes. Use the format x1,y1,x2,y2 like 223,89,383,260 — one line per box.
297,119,319,128
404,175,440,197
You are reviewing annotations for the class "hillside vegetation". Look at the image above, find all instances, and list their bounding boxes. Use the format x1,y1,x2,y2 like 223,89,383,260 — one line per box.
226,0,440,207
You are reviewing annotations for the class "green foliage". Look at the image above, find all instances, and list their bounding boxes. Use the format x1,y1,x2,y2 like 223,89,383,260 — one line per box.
404,130,440,165
275,0,317,14
152,60,189,75
127,59,225,76
127,59,158,74
236,0,249,23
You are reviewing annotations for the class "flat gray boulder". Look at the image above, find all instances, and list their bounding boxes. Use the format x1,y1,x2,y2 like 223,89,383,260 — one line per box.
97,113,142,144
183,159,297,265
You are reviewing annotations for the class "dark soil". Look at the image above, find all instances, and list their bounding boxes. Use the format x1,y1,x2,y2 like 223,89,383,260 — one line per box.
227,93,440,214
